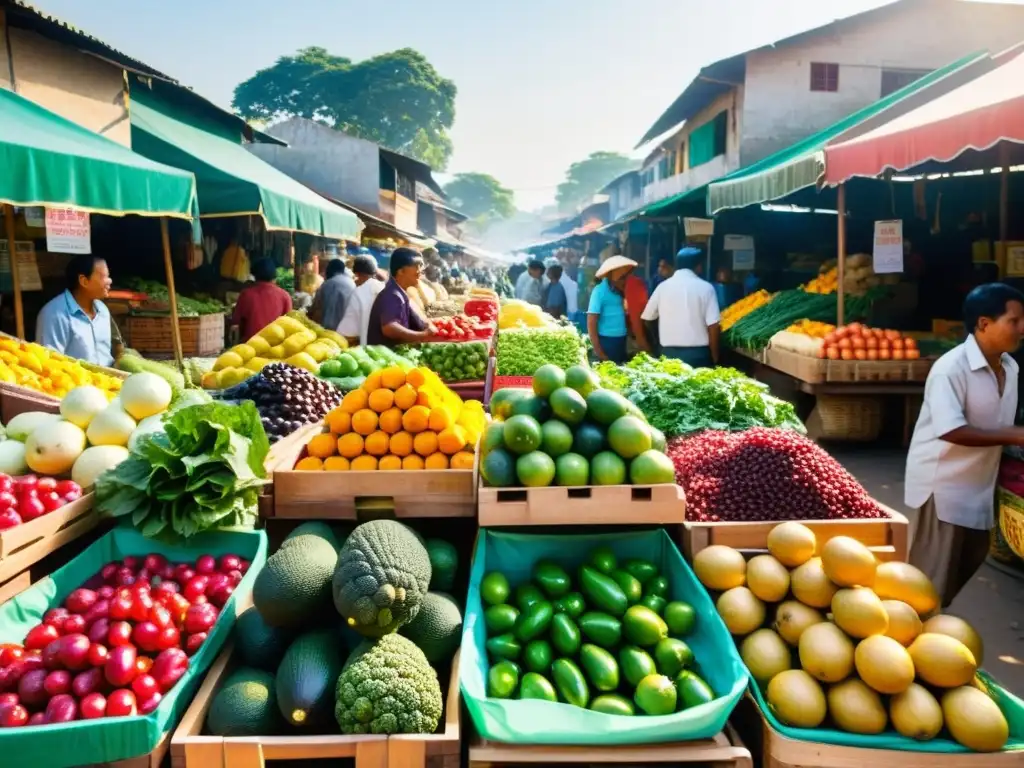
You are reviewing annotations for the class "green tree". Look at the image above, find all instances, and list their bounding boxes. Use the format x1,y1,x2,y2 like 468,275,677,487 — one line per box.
233,47,457,170
556,151,637,213
444,173,516,220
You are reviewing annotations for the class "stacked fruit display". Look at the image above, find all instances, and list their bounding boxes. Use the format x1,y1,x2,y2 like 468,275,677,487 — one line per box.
419,341,489,382
464,297,498,325
820,323,921,362
295,366,483,471
694,522,1010,752
480,546,715,716
0,338,122,399
317,345,416,392
0,552,248,727
481,364,676,488
430,315,494,342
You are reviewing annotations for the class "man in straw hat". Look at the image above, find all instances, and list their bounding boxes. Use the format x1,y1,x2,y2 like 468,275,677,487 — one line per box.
587,255,638,364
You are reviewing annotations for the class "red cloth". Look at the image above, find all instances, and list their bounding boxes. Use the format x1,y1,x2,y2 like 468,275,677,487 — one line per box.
232,281,293,341
623,275,649,340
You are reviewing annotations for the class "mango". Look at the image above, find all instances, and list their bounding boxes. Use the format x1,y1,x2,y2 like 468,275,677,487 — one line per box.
246,335,271,355
245,356,270,373
278,315,306,336
230,344,256,363
259,322,287,345
213,351,244,371
268,344,287,359
286,352,318,373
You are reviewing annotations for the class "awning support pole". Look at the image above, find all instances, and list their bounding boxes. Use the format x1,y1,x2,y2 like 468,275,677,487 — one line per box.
1000,143,1010,250
160,218,184,369
837,184,847,326
4,205,24,340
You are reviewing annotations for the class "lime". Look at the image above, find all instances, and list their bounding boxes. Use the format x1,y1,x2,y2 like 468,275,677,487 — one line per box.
634,673,677,715
555,452,590,486
629,450,676,485
591,451,627,486
664,601,696,636
607,415,653,459
565,365,601,397
337,354,360,376
503,415,543,455
585,389,631,426
540,420,574,457
572,422,606,458
510,395,552,423
481,448,517,487
481,572,511,606
533,364,567,398
516,451,557,487
549,387,588,425
491,389,531,420
318,359,343,378
480,422,505,457
649,426,667,452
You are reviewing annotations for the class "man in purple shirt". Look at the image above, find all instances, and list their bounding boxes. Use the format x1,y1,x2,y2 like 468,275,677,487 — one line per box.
366,248,435,347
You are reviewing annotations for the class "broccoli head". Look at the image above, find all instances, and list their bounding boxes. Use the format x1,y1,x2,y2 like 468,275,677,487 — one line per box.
334,634,443,735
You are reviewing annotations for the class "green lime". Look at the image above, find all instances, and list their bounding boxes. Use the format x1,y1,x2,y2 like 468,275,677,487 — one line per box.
565,365,601,397
540,420,574,457
607,415,653,460
585,389,631,426
572,422,606,458
337,354,360,376
629,450,676,485
503,415,543,455
554,452,590,486
591,451,627,486
649,427,667,452
634,673,677,716
480,422,505,456
481,572,511,606
481,448,517,487
516,451,556,487
664,602,696,636
533,364,567,398
549,387,588,426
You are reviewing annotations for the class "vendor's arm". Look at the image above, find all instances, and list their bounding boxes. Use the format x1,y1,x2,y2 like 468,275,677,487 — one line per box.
930,372,1024,446
380,294,430,343
382,322,430,343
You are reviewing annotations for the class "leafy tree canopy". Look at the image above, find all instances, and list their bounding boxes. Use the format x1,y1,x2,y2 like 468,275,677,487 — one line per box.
556,151,637,213
233,46,457,170
444,173,516,220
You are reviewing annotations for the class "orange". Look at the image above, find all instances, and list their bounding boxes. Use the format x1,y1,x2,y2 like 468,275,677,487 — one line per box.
416,390,434,408
402,405,431,434
352,408,379,436
326,408,352,435
406,368,427,388
437,424,468,455
378,454,403,471
337,433,365,459
450,451,476,470
307,432,338,459
402,454,425,470
379,407,404,435
340,389,368,414
295,456,323,471
351,455,378,471
324,456,351,471
363,370,383,392
428,406,454,432
381,367,406,390
368,388,395,413
414,430,439,457
389,431,414,457
364,430,390,457
425,452,449,470
394,384,418,410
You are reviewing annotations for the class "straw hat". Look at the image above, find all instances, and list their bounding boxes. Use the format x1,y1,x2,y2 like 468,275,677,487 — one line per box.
595,255,638,279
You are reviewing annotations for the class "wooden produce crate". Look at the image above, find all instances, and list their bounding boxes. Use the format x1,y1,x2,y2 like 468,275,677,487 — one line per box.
127,313,225,357
0,382,59,422
268,424,477,519
765,347,826,384
825,359,919,383
170,643,389,768
478,480,686,528
681,503,910,563
467,723,752,767
87,732,171,768
388,651,462,768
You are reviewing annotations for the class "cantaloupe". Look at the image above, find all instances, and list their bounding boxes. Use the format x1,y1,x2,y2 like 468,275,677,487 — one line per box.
820,536,876,587
693,546,746,591
745,555,790,603
890,683,943,741
798,622,854,683
766,522,816,567
790,558,837,608
831,588,889,639
25,421,86,475
872,561,939,617
60,385,109,429
908,634,977,688
828,678,887,735
855,634,915,695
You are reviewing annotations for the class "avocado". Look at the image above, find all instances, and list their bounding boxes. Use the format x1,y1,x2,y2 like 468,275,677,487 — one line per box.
399,592,464,663
235,607,296,672
425,539,459,592
275,630,346,727
208,668,282,736
254,530,339,627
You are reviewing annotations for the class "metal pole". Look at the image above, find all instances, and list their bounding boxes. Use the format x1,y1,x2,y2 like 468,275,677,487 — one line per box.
837,184,847,326
3,205,23,339
160,219,184,368
1000,143,1010,257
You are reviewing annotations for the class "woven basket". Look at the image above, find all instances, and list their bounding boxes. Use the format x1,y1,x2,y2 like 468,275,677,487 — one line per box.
997,487,1024,561
813,395,883,441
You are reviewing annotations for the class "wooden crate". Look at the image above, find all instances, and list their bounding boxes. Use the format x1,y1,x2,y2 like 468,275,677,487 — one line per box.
0,382,59,422
0,494,99,590
127,313,225,357
388,651,462,768
478,480,686,528
681,504,910,562
467,723,752,766
170,643,389,768
269,425,476,520
765,347,826,384
825,359,914,383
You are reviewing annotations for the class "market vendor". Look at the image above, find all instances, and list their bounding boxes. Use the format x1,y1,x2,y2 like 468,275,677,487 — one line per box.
338,254,386,346
587,255,637,364
37,254,120,366
515,260,545,306
366,248,435,346
309,258,355,332
231,258,293,342
642,247,721,368
905,282,1024,607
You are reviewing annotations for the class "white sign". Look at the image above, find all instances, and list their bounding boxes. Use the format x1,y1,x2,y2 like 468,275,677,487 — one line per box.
732,250,756,270
24,207,45,228
723,234,754,251
872,220,903,274
45,208,91,254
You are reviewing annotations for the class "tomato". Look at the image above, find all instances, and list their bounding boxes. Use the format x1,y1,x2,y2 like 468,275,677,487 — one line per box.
80,692,107,720
0,492,16,512
105,689,137,717
107,621,133,647
131,674,159,701
87,644,109,667
0,646,24,667
109,593,133,621
130,591,154,623
0,475,13,494
18,494,45,522
24,624,59,651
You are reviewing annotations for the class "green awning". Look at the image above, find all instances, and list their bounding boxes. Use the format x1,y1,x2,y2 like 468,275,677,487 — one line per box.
0,86,197,218
130,88,362,240
630,182,710,218
707,52,987,214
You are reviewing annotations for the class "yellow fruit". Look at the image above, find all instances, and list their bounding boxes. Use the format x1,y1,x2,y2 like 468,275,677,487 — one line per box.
450,451,475,470
303,342,331,363
855,635,915,694
218,368,250,388
437,425,468,456
394,384,418,410
245,356,270,373
402,406,431,434
941,686,1009,752
820,536,876,587
692,546,747,591
767,670,827,728
364,431,390,457
428,406,453,432
390,431,414,458
307,433,337,459
337,433,364,459
246,336,271,355
379,455,403,471
908,634,977,688
745,555,790,603
363,370,384,392
259,323,287,345
799,622,854,683
285,352,318,373
277,315,306,336
351,455,378,471
326,409,352,435
324,456,350,471
828,678,887,735
201,371,220,389
368,388,395,413
352,409,379,437
767,522,817,567
740,628,791,685
921,615,984,665
407,368,428,388
230,344,256,362
790,558,838,608
379,407,404,435
890,684,943,741
282,331,315,357
881,601,923,646
402,454,425,470
872,561,939,617
268,344,287,359
414,430,439,457
295,456,323,471
213,351,244,371
341,389,368,414
831,588,889,639
381,367,406,390
61,385,110,429
716,587,765,636
773,601,824,646
425,452,449,470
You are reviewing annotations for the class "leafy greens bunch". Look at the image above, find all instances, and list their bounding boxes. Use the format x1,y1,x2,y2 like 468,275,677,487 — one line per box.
496,326,586,376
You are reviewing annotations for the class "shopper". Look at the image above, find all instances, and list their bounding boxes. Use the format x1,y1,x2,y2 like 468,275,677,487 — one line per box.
905,282,1024,607
543,262,568,319
650,254,675,292
37,254,119,366
641,247,721,368
366,248,434,347
515,260,545,306
560,261,579,316
309,258,356,332
231,258,293,342
587,255,636,364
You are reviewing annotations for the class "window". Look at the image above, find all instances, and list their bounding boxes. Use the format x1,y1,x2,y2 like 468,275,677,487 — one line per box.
396,172,415,200
713,111,728,157
881,68,931,97
810,62,839,92
688,111,729,168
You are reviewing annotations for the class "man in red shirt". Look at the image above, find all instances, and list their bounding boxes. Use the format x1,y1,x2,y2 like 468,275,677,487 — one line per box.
231,258,293,341
624,272,651,353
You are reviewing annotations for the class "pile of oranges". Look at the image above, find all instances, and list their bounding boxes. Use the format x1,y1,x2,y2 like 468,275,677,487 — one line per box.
294,365,477,471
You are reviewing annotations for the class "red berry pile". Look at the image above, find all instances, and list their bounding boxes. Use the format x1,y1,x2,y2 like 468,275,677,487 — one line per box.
0,552,248,728
668,427,885,523
431,314,494,341
0,474,83,532
464,298,498,325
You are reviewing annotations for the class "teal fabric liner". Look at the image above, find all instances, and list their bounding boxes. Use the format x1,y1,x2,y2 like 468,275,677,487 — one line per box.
460,529,748,745
749,670,1024,753
0,526,267,768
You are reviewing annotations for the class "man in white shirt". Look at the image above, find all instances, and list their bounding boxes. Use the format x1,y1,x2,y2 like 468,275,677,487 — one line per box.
515,260,545,306
640,247,720,368
560,264,579,316
338,254,386,346
905,283,1024,607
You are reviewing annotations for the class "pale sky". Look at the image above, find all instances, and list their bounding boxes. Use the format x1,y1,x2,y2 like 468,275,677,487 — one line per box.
25,0,1019,210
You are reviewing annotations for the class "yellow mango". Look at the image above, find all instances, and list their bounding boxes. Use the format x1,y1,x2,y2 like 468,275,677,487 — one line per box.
285,352,318,373
246,335,271,355
318,330,348,350
282,331,315,357
230,344,256,363
268,344,287,360
213,351,244,371
201,371,220,389
303,342,332,363
277,315,306,336
245,356,269,373
259,322,287,345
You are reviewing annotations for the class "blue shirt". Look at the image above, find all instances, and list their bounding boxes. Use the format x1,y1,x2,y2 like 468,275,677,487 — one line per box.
36,290,113,366
587,280,628,338
544,280,567,315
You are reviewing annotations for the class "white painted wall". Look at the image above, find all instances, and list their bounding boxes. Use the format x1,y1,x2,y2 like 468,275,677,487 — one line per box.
740,1,1024,164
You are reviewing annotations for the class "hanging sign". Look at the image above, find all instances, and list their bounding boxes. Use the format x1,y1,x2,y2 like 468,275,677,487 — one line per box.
724,235,755,270
24,207,45,228
45,208,91,254
872,220,903,274
0,240,42,291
